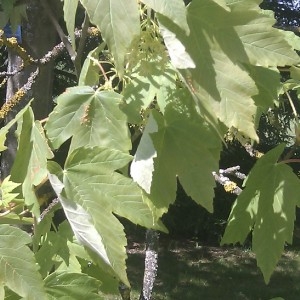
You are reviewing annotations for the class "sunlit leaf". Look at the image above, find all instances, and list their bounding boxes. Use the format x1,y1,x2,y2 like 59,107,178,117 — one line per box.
49,146,165,286
80,0,140,76
228,1,300,67
45,86,131,152
0,225,47,299
10,108,53,216
63,0,78,50
0,176,21,207
0,102,32,152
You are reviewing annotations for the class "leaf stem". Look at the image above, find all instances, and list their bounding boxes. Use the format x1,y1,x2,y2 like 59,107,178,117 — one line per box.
279,158,300,164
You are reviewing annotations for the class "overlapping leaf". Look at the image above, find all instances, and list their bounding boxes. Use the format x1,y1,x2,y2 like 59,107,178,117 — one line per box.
63,0,78,50
10,108,53,216
49,146,165,285
80,0,139,76
122,65,178,123
141,0,189,34
132,92,222,213
79,43,106,86
0,225,47,299
45,86,131,152
45,272,103,300
0,176,21,207
221,144,300,283
159,0,299,140
228,1,300,67
158,2,258,140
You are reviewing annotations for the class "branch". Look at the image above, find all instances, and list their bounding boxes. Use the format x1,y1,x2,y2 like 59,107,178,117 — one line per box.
213,166,245,195
40,0,76,61
0,67,39,119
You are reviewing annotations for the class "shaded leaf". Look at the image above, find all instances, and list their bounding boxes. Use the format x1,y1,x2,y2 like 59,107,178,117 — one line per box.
79,43,106,86
141,0,189,34
0,225,47,299
221,144,300,283
121,64,178,123
133,92,222,213
45,272,103,300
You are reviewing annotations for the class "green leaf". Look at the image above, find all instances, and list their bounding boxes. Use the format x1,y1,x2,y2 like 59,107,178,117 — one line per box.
132,93,222,213
49,147,165,285
0,214,32,225
221,144,300,283
141,0,189,34
228,1,300,67
247,66,281,110
49,173,129,285
0,102,32,152
64,147,166,230
10,108,53,216
0,225,47,299
159,0,299,139
45,86,131,152
63,0,78,50
158,23,195,69
0,284,4,300
35,231,70,278
0,176,21,207
79,43,106,86
121,64,178,123
158,3,259,140
80,0,140,77
44,272,103,300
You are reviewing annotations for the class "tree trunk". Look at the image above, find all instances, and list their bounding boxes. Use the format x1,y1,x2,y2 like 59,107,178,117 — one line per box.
1,0,57,178
139,229,159,300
